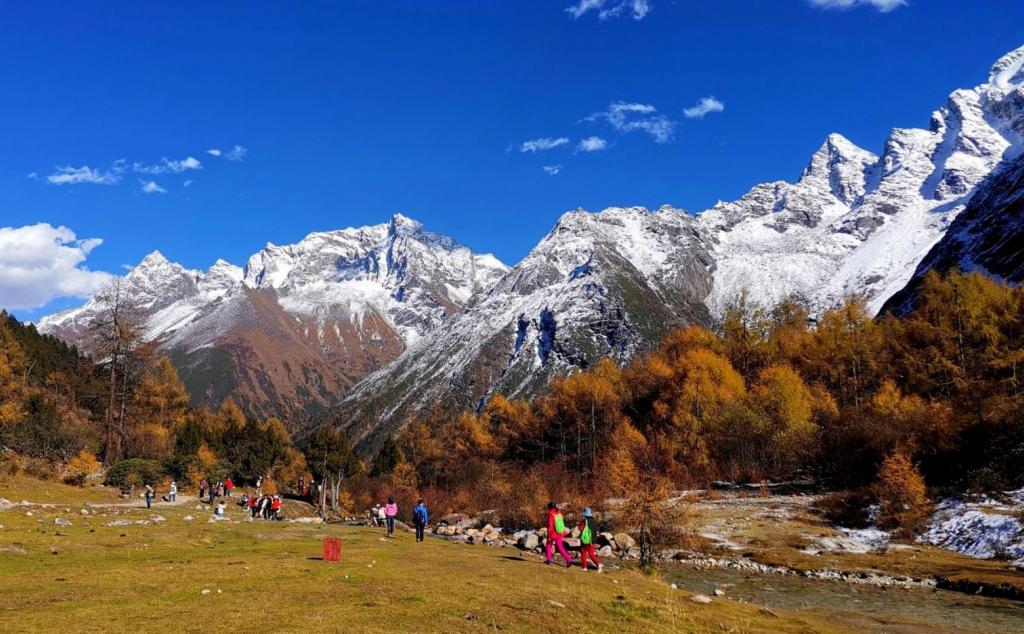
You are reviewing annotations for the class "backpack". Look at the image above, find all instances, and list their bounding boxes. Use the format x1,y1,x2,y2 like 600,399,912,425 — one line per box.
414,506,425,523
554,512,565,535
580,518,593,546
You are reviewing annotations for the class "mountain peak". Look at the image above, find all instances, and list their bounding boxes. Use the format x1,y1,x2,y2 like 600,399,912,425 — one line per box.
798,133,878,205
138,250,170,267
388,213,423,234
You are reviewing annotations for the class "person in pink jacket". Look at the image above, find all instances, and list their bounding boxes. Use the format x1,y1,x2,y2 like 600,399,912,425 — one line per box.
545,502,573,567
385,496,398,537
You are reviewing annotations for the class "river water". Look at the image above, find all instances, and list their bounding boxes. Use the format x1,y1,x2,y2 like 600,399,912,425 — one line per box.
664,566,1024,633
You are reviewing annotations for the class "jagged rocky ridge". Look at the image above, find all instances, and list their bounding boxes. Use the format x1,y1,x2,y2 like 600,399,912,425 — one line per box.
326,44,1024,452
39,215,507,426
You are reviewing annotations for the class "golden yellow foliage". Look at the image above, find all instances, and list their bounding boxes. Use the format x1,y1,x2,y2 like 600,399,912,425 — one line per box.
874,450,931,536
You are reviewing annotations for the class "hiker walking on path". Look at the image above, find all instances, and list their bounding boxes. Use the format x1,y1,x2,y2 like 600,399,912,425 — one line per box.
199,478,208,500
544,502,573,567
376,504,386,528
225,477,234,497
577,507,602,572
271,495,281,520
144,484,155,509
169,481,177,502
413,499,429,542
385,497,398,537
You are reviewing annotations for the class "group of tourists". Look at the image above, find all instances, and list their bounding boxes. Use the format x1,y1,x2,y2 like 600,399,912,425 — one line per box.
544,502,602,571
143,481,178,508
199,477,235,503
368,497,430,540
242,492,282,520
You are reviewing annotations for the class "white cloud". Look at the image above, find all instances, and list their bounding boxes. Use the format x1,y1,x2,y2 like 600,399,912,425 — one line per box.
0,223,114,310
183,179,194,188
133,156,202,174
542,165,562,175
566,0,652,20
576,136,609,152
46,164,123,186
683,96,725,119
520,137,570,153
585,102,675,143
140,180,167,194
224,145,248,161
206,146,246,160
807,0,906,12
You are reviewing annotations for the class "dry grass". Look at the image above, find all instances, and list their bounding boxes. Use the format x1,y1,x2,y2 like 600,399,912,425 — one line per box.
0,477,838,633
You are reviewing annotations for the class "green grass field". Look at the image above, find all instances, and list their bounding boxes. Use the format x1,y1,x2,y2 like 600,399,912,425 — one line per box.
0,480,835,633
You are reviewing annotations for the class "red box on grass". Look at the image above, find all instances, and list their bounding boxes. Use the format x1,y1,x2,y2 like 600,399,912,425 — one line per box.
323,537,341,561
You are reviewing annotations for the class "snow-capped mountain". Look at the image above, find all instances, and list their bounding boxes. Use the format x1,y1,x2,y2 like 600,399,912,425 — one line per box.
328,206,715,450
39,215,507,425
701,44,1024,315
325,44,1024,451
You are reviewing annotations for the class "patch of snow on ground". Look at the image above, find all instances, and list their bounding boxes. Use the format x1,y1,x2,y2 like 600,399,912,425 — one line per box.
805,527,891,555
919,490,1024,566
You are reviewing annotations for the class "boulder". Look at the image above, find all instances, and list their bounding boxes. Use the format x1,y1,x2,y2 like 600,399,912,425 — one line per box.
596,532,615,548
54,517,72,527
564,538,581,550
518,532,540,551
613,532,635,551
690,594,713,604
439,513,472,527
597,545,614,559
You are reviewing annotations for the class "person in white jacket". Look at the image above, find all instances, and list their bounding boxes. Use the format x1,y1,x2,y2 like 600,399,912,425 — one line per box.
169,481,178,502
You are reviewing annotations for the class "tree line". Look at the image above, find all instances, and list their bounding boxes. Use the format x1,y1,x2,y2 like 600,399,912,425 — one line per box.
355,269,1023,528
3,269,1022,531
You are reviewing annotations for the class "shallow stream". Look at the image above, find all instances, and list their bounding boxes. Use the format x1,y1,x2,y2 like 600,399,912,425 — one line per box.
664,566,1024,633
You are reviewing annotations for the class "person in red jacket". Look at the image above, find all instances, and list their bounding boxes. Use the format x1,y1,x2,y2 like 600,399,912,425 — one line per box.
544,502,573,567
577,507,602,572
224,477,234,497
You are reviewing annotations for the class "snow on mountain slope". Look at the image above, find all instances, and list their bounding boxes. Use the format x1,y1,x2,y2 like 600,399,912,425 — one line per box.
702,44,1024,315
38,215,507,424
242,214,506,346
885,149,1024,313
327,206,714,452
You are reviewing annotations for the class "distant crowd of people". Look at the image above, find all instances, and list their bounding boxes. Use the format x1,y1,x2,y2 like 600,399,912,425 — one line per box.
242,492,282,520
199,477,235,503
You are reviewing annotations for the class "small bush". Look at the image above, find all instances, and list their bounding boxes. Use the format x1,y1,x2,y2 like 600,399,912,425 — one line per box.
23,456,59,481
64,450,102,486
814,490,874,528
874,451,932,537
104,458,165,489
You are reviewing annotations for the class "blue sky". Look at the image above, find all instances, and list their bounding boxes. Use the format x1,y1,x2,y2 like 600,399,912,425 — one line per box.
3,0,1024,321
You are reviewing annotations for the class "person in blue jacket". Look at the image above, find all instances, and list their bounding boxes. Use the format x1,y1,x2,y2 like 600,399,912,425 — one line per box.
413,499,429,542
